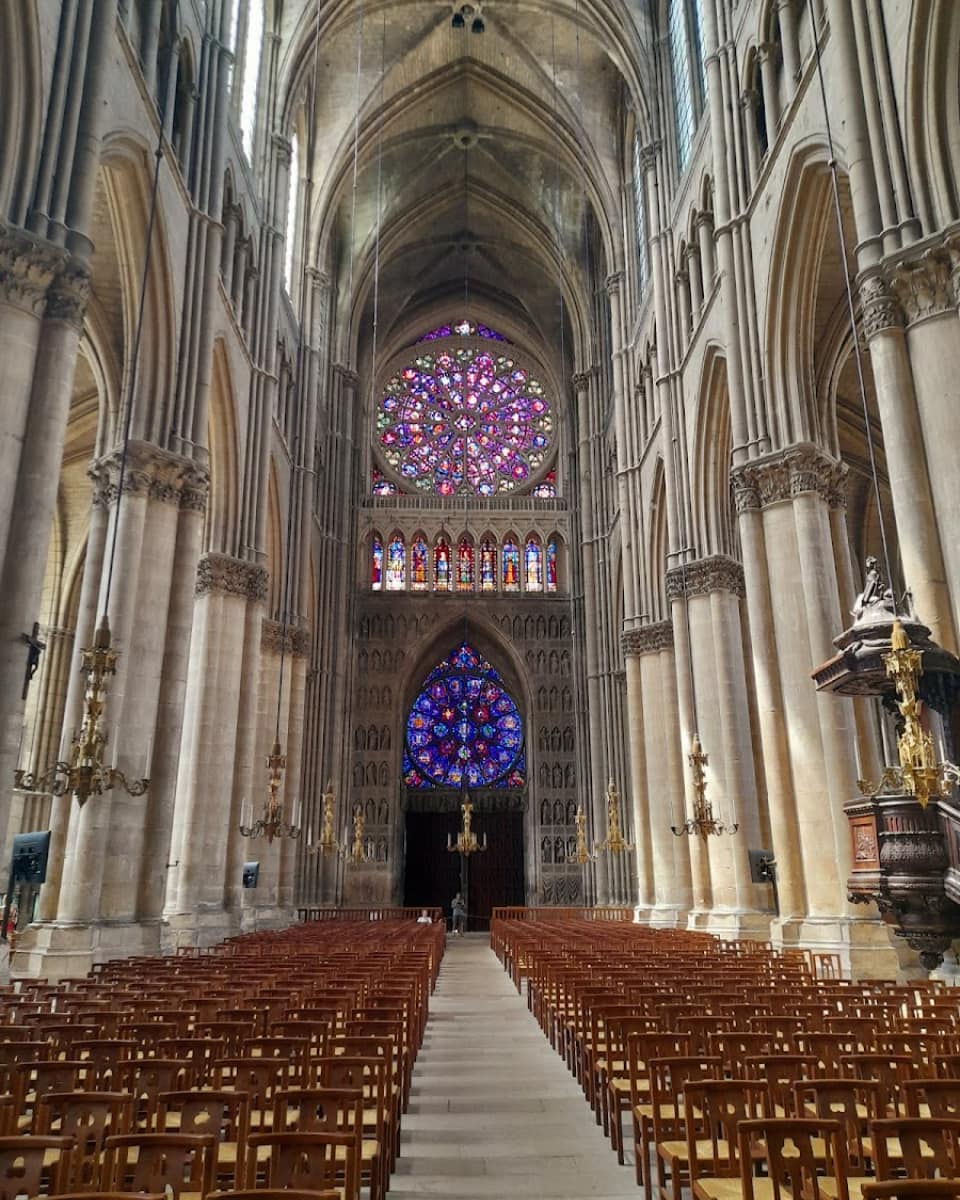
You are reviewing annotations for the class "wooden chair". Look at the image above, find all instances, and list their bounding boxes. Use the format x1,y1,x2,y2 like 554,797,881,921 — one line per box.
681,1079,770,1200
871,1117,960,1181
273,1088,373,1200
103,1132,216,1199
36,1092,133,1189
214,1058,289,1131
903,1078,960,1119
624,1032,692,1178
242,1132,357,1198
0,1135,76,1200
745,1054,819,1117
737,1118,851,1200
841,1055,913,1117
793,1078,883,1171
210,1192,338,1200
649,1055,724,1200
121,1058,194,1128
312,1055,392,1180
157,1090,250,1190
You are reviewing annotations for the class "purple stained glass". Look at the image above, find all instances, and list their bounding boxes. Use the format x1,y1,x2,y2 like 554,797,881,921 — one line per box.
403,642,525,789
377,347,553,496
371,466,398,496
531,467,557,498
417,319,508,343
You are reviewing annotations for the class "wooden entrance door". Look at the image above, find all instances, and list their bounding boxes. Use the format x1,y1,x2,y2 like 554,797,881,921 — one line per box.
403,807,525,930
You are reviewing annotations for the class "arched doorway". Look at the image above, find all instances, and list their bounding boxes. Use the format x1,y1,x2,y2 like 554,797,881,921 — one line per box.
401,642,526,927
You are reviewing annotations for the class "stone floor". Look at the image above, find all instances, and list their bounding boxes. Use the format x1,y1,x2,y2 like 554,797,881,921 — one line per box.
389,933,638,1198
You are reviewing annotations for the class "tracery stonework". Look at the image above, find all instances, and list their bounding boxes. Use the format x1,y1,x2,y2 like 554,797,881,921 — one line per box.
622,620,674,657
88,441,209,510
730,443,847,513
666,555,746,600
261,619,311,657
196,553,269,603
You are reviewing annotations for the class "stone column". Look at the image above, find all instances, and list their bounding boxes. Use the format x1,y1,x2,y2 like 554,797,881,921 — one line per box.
858,272,955,651
163,553,267,947
0,253,90,860
890,252,960,643
623,649,654,914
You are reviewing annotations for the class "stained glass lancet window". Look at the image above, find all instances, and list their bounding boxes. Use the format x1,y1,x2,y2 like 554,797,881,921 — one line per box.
479,537,497,592
240,1,263,158
434,537,451,591
669,0,696,170
377,347,553,496
386,533,405,590
632,132,650,295
403,643,525,789
525,537,543,591
531,468,557,498
371,467,398,496
546,538,558,594
502,537,520,591
457,536,474,591
410,534,429,591
371,535,383,591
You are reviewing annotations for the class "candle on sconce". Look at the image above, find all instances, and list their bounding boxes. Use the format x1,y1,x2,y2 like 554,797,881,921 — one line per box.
143,735,153,780
240,796,250,828
292,796,301,828
112,723,120,767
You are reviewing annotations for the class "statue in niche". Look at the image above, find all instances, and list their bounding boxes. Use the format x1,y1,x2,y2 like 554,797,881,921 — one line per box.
851,556,896,623
540,798,551,825
377,798,389,824
541,836,552,864
554,836,566,864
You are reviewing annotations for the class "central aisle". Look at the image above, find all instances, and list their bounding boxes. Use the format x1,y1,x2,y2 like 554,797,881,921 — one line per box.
389,934,638,1198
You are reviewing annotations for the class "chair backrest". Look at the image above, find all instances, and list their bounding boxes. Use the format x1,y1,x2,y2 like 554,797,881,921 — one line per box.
861,1183,960,1200
737,1118,850,1200
745,1055,819,1116
157,1089,250,1145
793,1078,882,1170
243,1132,357,1198
841,1055,913,1116
684,1079,769,1180
0,1135,75,1200
37,1093,133,1189
104,1132,216,1200
903,1079,960,1119
871,1118,960,1180
121,1059,194,1124
649,1056,724,1141
273,1087,363,1138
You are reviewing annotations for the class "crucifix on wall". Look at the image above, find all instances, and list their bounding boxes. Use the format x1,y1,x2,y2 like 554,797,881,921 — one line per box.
19,623,46,701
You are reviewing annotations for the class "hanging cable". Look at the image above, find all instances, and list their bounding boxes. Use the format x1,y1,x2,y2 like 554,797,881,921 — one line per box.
804,0,895,598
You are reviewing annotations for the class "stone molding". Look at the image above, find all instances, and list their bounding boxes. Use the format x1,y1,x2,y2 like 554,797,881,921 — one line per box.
196,553,269,602
261,618,311,658
0,225,90,326
731,443,847,513
666,555,745,600
638,141,660,173
890,249,957,325
571,367,597,392
89,441,210,510
332,363,359,389
622,620,674,657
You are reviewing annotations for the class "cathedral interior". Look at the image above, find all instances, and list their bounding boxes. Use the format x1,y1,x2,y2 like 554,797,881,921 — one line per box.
2,0,960,985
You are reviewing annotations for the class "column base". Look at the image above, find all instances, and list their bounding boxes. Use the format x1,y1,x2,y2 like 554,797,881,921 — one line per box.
686,909,772,941
770,914,900,980
12,919,163,982
632,905,655,925
648,905,687,929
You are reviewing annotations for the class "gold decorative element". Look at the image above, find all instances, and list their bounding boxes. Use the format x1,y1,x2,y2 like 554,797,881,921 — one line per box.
858,619,960,807
307,781,344,857
345,803,373,867
596,779,633,854
447,796,487,856
14,616,149,807
239,739,301,843
572,803,596,864
671,736,738,838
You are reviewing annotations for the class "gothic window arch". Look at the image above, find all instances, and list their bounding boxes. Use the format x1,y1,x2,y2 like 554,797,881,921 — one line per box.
371,533,383,590
434,534,451,591
457,534,475,591
386,532,405,591
479,534,497,592
524,535,543,592
403,643,525,789
667,0,707,172
239,0,264,159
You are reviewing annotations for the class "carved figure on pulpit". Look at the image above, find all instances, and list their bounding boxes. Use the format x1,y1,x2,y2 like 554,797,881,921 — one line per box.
852,556,895,623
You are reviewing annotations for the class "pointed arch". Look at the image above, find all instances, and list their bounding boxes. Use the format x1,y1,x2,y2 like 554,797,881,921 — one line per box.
693,349,737,560
205,339,240,555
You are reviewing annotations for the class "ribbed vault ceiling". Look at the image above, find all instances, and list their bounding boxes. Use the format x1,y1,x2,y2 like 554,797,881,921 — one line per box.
280,0,653,359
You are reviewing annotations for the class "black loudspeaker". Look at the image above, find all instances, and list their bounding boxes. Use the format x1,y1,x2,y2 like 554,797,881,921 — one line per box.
11,831,51,883
748,848,775,884
242,861,260,889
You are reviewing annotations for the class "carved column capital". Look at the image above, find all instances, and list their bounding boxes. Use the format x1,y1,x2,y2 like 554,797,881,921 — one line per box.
196,553,269,602
666,554,745,600
622,620,674,657
890,251,956,325
571,367,597,392
261,618,311,657
89,441,210,509
605,271,623,295
859,273,903,339
731,443,847,513
0,226,66,317
638,141,660,173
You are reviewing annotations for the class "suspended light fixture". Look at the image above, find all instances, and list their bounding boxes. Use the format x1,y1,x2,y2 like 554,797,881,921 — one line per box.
671,736,738,838
573,803,596,864
595,780,634,854
344,803,373,867
447,791,487,856
306,780,344,856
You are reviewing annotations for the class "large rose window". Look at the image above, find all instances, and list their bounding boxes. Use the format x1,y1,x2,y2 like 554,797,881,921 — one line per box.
377,346,553,496
403,643,525,789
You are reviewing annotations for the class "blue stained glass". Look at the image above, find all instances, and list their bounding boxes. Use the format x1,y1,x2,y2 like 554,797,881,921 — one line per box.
403,642,525,790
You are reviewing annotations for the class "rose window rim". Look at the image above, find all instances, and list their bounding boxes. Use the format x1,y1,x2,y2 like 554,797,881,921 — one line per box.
372,333,559,499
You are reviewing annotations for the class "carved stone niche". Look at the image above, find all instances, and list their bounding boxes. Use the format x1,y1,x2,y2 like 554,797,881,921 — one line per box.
845,790,960,969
